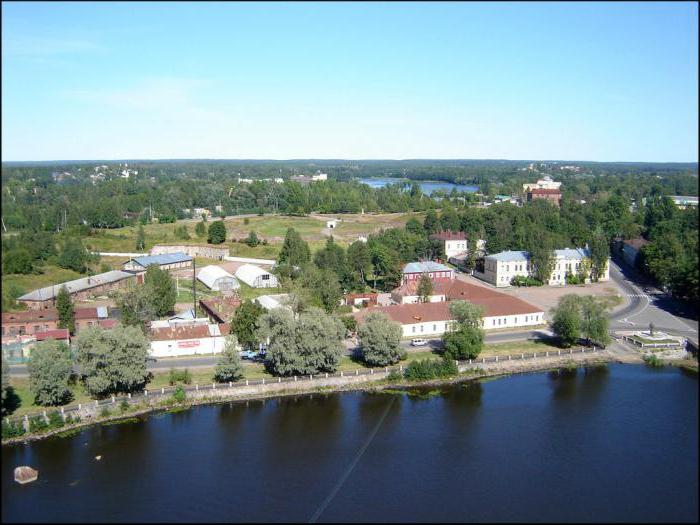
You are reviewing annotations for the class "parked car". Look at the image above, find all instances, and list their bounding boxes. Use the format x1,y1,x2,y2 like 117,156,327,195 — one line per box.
411,338,428,347
240,350,258,360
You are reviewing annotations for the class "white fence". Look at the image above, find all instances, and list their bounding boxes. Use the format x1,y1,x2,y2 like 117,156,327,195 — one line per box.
223,256,276,265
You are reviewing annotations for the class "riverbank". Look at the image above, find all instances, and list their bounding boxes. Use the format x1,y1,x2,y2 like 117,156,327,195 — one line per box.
2,349,615,446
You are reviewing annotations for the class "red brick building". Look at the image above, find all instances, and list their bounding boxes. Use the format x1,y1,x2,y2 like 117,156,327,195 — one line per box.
527,188,562,207
1,307,114,339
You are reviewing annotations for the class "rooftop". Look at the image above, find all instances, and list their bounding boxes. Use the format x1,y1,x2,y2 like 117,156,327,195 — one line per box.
128,252,192,268
429,230,467,241
485,250,530,262
402,261,452,274
17,271,134,302
528,188,562,195
35,329,70,341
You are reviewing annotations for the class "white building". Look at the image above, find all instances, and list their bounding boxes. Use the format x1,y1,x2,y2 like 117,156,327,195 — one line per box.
326,219,339,229
149,322,232,358
671,196,699,209
234,264,278,288
522,176,562,192
312,172,328,181
476,248,610,287
197,265,240,291
254,293,293,311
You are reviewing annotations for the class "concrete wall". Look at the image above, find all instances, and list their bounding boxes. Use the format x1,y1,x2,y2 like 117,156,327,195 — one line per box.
151,245,229,260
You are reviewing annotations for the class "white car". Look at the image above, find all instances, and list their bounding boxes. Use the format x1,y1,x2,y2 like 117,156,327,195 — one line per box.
411,338,428,347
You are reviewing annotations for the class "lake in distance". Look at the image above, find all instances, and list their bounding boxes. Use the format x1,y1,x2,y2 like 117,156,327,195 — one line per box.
2,364,698,523
358,178,479,194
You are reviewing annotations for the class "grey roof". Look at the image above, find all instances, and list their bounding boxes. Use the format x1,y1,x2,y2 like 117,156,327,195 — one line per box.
18,271,134,302
554,248,591,260
402,261,452,274
129,252,192,267
485,251,530,262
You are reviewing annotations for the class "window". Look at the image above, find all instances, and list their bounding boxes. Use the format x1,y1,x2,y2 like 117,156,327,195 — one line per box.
420,325,424,332
492,319,496,326
19,326,25,335
412,326,416,333
44,324,49,330
10,327,17,335
34,325,40,332
262,274,269,280
433,324,436,331
88,321,93,327
498,319,501,325
514,317,517,324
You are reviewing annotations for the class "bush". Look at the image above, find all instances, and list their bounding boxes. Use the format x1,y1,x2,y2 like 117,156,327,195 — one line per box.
64,413,81,425
243,218,250,225
386,370,402,382
28,415,49,433
404,358,458,381
2,419,26,439
643,354,664,367
172,385,186,403
100,406,111,418
340,315,357,333
120,400,130,413
565,273,586,285
47,410,65,429
510,275,543,287
168,368,192,385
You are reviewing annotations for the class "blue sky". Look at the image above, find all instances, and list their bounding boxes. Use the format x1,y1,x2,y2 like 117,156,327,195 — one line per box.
2,1,697,161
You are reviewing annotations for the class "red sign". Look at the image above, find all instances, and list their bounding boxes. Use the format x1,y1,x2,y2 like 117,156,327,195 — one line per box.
177,340,201,348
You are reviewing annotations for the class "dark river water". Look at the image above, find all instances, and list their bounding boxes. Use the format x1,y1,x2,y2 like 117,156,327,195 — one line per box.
2,364,698,523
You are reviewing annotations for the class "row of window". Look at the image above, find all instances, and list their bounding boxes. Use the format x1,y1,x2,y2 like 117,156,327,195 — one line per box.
491,314,540,326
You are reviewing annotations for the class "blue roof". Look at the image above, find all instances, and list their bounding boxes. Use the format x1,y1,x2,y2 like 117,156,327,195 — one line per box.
554,248,590,260
131,252,192,267
402,261,452,274
486,251,530,262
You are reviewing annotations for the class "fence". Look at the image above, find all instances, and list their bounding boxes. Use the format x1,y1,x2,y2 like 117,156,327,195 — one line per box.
621,335,684,349
4,346,603,431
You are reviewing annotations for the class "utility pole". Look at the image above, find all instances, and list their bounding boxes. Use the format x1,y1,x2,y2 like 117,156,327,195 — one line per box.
192,258,197,317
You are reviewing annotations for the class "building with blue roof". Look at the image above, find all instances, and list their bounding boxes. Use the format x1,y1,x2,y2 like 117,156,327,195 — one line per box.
402,261,454,284
123,252,193,272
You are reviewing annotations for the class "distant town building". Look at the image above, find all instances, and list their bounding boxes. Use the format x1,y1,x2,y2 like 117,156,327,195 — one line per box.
150,244,228,260
123,252,193,272
526,188,562,207
291,172,328,184
522,175,561,192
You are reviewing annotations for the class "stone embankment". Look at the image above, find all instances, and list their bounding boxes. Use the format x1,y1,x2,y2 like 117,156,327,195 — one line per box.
3,347,612,445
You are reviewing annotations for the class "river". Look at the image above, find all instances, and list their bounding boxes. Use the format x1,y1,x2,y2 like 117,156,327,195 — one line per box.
2,364,698,523
358,177,479,194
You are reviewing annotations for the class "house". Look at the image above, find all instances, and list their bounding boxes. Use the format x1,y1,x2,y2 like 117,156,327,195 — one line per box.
234,264,278,288
254,294,293,311
621,238,649,268
197,265,239,291
341,293,378,307
475,248,610,287
17,271,135,310
402,261,454,284
35,329,71,343
355,293,544,338
291,172,328,184
151,244,228,260
429,231,468,258
199,296,241,324
527,188,562,207
123,252,193,273
1,307,115,339
149,322,231,358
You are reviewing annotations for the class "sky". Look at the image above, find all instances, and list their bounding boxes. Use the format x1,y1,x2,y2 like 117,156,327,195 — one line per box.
2,1,698,162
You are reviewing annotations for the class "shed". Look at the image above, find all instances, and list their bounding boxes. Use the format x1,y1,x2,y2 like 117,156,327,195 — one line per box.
326,219,338,229
234,264,278,288
197,265,240,291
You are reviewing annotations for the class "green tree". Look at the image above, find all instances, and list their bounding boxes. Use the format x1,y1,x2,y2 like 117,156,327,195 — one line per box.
423,209,440,234
207,220,227,244
357,311,405,366
442,300,485,360
195,220,206,237
27,340,73,406
588,232,609,282
277,227,310,267
304,269,342,313
527,235,555,284
174,225,190,240
58,237,89,273
116,284,157,333
55,285,75,334
214,335,244,383
314,236,348,283
405,217,424,235
258,307,344,376
135,224,146,251
245,231,260,247
580,296,610,347
550,294,581,348
2,249,34,274
416,273,433,303
74,326,150,397
230,300,266,350
346,240,372,289
144,265,176,317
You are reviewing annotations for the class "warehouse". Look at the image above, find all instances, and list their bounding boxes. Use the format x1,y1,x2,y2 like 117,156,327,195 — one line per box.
149,322,231,358
234,264,278,288
123,252,193,272
197,265,240,291
17,271,135,310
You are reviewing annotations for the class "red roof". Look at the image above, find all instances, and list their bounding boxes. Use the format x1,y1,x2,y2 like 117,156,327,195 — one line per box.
150,324,212,341
74,308,100,320
35,329,70,341
429,230,467,241
98,319,119,329
528,188,561,195
392,278,503,301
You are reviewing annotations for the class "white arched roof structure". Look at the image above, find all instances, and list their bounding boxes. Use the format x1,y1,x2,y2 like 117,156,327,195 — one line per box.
197,265,239,291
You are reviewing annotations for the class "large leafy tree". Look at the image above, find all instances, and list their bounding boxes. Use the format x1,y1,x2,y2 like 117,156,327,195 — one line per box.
314,236,348,286
442,300,485,360
357,311,405,366
58,237,90,273
214,335,244,383
56,285,76,334
550,294,582,348
579,296,610,347
74,326,150,397
416,273,433,303
207,220,227,244
2,249,34,275
423,209,440,234
259,307,344,376
144,265,176,317
117,284,157,333
277,227,310,267
230,300,266,350
303,269,342,313
346,240,372,290
588,232,609,282
28,340,73,406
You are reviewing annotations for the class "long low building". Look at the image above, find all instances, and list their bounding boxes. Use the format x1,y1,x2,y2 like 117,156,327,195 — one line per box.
150,244,229,260
123,252,193,272
2,306,116,339
150,322,232,358
356,290,544,338
475,248,610,287
17,271,135,310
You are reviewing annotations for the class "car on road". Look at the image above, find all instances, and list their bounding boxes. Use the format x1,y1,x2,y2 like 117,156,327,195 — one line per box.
240,350,258,360
411,338,428,347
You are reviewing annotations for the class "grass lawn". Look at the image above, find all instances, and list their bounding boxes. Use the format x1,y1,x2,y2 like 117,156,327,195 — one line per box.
629,335,681,345
481,339,561,356
7,377,94,418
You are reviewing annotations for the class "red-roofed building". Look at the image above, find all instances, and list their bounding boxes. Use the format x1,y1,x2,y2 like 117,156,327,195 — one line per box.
341,293,378,308
527,188,562,207
2,307,114,340
149,322,233,357
35,329,70,343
